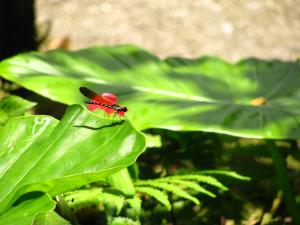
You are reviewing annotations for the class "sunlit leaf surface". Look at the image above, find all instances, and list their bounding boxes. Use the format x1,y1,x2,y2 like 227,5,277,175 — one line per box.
0,105,145,220
0,45,299,138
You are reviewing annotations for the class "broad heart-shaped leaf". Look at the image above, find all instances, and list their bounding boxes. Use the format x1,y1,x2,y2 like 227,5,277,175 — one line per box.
0,104,145,216
0,45,299,139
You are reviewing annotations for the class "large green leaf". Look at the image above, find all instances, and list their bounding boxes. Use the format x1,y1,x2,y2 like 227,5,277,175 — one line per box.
0,105,145,219
0,45,299,139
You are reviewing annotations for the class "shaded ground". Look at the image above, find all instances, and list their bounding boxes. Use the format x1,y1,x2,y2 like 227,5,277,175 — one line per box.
36,0,300,61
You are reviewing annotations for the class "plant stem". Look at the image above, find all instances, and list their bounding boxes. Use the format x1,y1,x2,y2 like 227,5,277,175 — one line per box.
267,140,300,224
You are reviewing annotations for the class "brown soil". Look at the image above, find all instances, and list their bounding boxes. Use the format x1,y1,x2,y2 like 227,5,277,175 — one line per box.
37,0,300,61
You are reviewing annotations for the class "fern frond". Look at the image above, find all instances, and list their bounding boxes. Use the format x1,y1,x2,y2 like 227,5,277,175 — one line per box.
199,170,251,181
135,180,200,205
64,188,125,214
157,178,216,197
133,170,249,211
135,186,171,210
64,188,103,211
127,196,142,219
167,174,228,191
101,192,125,214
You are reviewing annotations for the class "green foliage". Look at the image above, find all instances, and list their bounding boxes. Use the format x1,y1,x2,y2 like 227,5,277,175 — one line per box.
160,174,228,191
64,188,142,224
108,169,135,197
0,95,36,127
136,179,200,205
0,105,145,224
34,210,71,225
0,193,55,225
109,217,139,225
0,45,299,139
0,44,298,224
134,172,249,210
134,186,171,210
60,169,248,225
199,170,251,181
65,188,125,214
127,196,142,220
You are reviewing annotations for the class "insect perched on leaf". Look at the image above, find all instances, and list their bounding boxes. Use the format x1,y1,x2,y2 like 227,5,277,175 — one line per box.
79,87,128,117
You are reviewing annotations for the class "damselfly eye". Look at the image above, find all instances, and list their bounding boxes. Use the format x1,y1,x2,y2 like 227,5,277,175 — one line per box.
123,107,128,112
